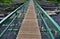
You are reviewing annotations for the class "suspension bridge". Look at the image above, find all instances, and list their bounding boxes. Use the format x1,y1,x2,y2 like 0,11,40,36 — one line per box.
0,0,60,39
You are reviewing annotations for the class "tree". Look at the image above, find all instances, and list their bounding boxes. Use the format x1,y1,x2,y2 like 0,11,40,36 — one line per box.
48,0,57,2
0,0,13,5
0,0,4,3
4,0,13,5
24,0,27,2
57,0,60,3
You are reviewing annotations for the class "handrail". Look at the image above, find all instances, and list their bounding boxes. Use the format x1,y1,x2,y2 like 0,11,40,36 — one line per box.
34,0,60,34
0,16,17,37
34,0,60,39
40,14,55,39
0,0,29,38
0,4,24,24
0,0,30,24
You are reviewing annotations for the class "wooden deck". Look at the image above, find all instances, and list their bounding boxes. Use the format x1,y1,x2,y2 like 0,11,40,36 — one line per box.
16,0,42,39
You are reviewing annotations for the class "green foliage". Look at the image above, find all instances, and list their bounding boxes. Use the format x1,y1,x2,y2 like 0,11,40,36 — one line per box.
0,0,13,5
0,0,4,3
48,0,57,2
37,0,57,2
57,0,60,6
0,0,27,5
4,0,13,5
24,0,27,2
57,0,60,3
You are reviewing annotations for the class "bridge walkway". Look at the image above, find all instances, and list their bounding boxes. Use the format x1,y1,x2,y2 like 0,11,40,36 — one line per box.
16,0,42,39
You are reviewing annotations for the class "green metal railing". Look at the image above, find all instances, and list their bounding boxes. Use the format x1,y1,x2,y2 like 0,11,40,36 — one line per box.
0,0,29,38
34,0,60,39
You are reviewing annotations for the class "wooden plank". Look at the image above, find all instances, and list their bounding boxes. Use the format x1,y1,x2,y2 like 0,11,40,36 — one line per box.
16,0,42,39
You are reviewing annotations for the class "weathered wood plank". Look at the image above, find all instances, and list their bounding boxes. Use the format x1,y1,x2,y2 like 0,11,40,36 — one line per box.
16,0,42,39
